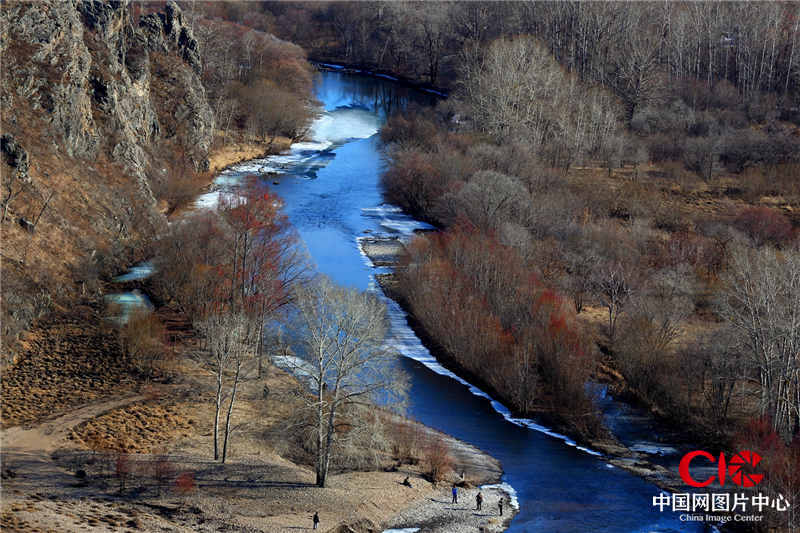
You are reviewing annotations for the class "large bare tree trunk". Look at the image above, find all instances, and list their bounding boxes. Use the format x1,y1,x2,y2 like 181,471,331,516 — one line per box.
316,383,325,487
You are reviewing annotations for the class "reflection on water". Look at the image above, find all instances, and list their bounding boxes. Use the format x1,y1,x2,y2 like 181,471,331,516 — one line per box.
313,70,438,115
105,261,156,323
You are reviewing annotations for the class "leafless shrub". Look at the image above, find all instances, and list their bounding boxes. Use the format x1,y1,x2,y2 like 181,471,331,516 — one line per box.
423,436,453,484
391,421,423,465
119,308,166,378
151,448,175,497
114,452,133,493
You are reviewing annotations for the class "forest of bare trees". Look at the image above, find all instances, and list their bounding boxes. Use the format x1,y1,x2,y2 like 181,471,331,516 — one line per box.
358,6,800,528
250,2,800,178
192,14,316,146
254,2,799,104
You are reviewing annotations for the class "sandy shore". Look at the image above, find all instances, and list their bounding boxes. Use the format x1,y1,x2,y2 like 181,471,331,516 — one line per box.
1,361,513,533
358,237,406,267
384,483,517,533
207,136,292,174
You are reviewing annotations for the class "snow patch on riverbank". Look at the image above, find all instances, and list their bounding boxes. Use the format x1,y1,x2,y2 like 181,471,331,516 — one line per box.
629,443,679,456
480,482,519,511
361,205,434,236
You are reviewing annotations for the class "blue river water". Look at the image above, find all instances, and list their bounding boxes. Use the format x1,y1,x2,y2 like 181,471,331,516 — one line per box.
199,70,704,533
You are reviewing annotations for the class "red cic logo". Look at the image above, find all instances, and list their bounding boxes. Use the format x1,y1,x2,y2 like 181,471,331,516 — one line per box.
679,450,764,488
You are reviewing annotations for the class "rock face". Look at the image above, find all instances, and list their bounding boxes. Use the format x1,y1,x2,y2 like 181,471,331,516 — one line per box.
0,0,214,353
1,134,30,181
1,0,212,181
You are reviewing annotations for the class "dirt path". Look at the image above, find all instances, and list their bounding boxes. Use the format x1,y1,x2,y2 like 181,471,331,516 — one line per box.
2,393,147,456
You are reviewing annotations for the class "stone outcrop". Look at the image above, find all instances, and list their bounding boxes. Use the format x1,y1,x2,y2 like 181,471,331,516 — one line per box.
1,134,30,181
138,1,202,74
1,0,213,182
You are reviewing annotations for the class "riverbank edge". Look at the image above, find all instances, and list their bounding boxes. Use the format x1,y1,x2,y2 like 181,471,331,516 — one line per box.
372,268,692,496
163,137,292,220
380,420,518,533
310,59,449,97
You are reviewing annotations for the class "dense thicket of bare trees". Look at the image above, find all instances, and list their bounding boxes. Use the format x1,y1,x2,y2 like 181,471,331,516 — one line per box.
191,11,316,145
718,244,800,441
397,228,597,433
256,2,799,105
458,37,621,168
154,185,307,462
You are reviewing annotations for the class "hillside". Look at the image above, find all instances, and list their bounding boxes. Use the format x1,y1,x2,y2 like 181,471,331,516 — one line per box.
1,0,213,358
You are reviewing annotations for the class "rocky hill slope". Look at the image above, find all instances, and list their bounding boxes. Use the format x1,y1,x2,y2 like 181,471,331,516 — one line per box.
1,0,213,356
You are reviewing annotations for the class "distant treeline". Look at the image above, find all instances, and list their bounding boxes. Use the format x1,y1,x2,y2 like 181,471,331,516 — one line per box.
223,2,799,111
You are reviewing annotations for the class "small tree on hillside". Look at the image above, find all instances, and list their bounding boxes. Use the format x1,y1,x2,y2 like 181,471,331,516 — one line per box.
423,436,453,484
196,310,259,463
591,261,634,347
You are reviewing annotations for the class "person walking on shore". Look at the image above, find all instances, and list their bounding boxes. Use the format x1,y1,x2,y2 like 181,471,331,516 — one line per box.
312,511,320,530
452,484,458,504
476,491,483,511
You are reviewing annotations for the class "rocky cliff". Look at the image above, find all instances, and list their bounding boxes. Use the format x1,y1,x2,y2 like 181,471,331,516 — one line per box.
0,0,213,354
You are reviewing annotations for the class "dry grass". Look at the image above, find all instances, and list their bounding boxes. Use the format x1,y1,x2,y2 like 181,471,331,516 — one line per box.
0,307,137,428
207,133,292,174
1,312,502,532
567,161,799,227
67,400,197,454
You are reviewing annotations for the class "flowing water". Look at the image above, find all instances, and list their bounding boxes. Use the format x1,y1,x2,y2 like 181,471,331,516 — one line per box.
195,70,703,532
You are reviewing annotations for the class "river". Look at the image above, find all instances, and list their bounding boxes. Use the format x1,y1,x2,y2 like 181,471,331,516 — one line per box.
186,69,705,532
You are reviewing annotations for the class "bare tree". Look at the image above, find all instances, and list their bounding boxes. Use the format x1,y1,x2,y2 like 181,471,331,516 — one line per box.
437,170,528,231
717,243,800,441
592,261,634,347
692,328,745,431
615,266,693,407
284,276,408,487
457,37,620,167
196,311,259,463
607,9,668,123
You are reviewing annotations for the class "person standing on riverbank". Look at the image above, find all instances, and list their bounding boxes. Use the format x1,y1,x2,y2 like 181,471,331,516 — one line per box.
452,485,458,504
312,511,319,530
498,497,503,516
476,491,483,511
